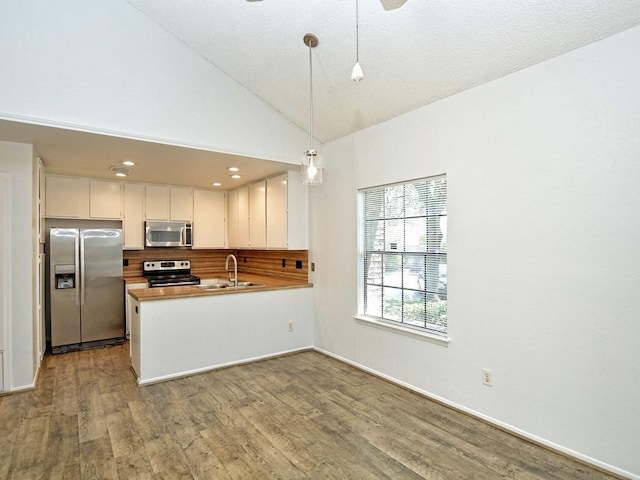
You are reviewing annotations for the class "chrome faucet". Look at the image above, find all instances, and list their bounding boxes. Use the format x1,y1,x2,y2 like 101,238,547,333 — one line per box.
225,254,238,287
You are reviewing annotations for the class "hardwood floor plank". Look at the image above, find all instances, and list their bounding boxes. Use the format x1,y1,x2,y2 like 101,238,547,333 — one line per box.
2,343,622,480
0,392,26,479
78,384,108,443
45,413,80,479
106,409,145,458
180,433,231,480
79,437,119,480
231,364,422,479
144,434,195,479
8,413,51,479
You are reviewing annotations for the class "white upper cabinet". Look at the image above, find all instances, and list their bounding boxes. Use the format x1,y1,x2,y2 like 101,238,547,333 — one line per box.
45,175,90,218
123,183,145,250
236,186,250,248
249,180,267,248
144,185,170,220
193,189,226,248
283,170,308,250
266,173,288,248
90,180,122,219
227,189,239,248
226,171,308,249
170,187,193,221
44,173,307,250
265,171,308,249
145,185,194,221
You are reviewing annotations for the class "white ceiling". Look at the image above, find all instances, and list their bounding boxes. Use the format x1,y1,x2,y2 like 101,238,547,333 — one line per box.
0,119,293,190
3,0,640,189
126,0,640,143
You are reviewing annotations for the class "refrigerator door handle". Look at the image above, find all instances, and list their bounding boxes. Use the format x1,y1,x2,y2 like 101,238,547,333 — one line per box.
79,232,86,306
75,231,81,306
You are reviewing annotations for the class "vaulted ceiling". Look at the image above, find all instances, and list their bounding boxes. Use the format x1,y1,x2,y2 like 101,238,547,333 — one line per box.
126,0,640,143
3,0,640,188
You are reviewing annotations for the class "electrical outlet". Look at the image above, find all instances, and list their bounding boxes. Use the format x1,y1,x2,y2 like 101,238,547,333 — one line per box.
288,320,294,332
482,368,493,387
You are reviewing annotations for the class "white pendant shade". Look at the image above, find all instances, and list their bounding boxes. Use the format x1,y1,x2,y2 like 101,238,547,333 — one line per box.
351,61,364,82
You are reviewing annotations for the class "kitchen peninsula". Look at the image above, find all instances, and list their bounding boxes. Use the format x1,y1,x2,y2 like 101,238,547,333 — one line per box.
127,252,314,386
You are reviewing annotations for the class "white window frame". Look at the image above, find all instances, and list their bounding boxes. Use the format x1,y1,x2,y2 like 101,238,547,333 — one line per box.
356,175,449,345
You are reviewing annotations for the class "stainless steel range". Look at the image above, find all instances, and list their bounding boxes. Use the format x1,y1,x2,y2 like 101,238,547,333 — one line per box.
143,259,200,287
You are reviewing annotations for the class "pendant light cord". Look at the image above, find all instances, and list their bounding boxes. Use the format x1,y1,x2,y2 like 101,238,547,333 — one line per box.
309,41,314,152
356,0,359,63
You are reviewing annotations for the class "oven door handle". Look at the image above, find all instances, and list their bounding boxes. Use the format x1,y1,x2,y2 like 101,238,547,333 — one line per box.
151,281,198,287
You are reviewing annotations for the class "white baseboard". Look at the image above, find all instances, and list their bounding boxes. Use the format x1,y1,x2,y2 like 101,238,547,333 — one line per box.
312,347,637,480
137,345,313,386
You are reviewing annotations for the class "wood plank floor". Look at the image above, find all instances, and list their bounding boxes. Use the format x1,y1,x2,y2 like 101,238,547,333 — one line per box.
0,344,620,479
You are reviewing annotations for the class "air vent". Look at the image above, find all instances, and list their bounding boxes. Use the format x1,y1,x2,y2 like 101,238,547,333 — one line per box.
109,165,130,177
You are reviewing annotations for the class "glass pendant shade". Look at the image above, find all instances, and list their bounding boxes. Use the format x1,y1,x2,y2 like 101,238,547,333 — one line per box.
302,149,323,185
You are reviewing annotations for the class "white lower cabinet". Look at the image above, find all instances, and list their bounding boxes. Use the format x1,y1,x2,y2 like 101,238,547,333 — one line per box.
130,287,314,385
129,297,141,377
125,282,147,339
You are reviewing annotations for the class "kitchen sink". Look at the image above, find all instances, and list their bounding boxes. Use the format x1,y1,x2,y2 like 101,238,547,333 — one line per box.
196,279,265,290
196,283,230,289
235,281,264,287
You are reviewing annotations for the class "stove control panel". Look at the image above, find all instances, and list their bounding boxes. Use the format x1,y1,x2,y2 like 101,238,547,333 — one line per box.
143,260,191,272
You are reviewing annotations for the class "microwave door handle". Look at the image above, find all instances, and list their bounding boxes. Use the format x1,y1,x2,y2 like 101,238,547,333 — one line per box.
181,226,186,246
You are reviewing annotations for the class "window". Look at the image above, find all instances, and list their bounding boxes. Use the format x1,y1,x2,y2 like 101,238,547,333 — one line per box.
359,175,447,335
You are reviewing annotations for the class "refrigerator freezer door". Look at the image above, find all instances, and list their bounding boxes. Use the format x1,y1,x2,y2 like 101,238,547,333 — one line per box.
80,229,124,342
50,228,81,347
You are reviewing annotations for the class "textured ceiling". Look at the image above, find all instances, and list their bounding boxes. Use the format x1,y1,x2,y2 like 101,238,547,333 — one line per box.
125,0,640,143
3,1,640,189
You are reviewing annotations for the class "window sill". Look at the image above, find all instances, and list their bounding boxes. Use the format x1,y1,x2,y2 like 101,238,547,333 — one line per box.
353,315,451,346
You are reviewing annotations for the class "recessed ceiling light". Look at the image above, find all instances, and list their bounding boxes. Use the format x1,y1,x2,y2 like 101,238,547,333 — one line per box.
115,172,127,177
231,174,241,179
122,160,135,166
212,182,222,187
227,167,240,172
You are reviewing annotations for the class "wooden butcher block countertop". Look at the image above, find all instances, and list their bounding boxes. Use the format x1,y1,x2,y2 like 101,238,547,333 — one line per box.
128,273,312,302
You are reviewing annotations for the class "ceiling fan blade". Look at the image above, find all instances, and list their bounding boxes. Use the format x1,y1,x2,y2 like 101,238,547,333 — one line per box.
380,0,408,10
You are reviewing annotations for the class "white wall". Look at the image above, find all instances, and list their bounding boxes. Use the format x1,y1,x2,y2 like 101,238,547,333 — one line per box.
0,0,309,164
0,141,36,390
313,26,640,478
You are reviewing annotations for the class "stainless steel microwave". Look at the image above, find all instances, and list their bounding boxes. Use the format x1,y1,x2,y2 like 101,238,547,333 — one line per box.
145,221,192,247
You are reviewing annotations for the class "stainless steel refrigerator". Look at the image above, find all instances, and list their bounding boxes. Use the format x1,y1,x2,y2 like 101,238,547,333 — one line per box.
49,228,124,352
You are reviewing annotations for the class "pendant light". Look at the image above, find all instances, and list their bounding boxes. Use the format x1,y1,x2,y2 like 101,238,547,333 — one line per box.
351,0,364,82
302,33,323,186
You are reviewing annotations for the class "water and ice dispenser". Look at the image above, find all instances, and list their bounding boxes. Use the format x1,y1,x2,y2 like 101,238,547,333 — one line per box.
54,264,75,289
